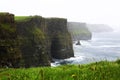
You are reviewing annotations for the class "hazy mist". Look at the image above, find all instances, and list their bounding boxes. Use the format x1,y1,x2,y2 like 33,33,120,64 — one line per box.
0,0,120,31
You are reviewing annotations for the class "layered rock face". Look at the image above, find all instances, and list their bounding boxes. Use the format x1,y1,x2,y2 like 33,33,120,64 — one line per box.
0,13,21,68
46,18,74,59
0,13,74,68
67,22,92,40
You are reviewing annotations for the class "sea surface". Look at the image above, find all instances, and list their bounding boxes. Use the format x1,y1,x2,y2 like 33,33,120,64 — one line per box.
51,31,120,66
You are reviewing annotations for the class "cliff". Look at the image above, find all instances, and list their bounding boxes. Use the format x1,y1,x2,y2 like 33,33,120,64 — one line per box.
16,16,51,67
0,13,74,68
67,22,92,41
0,13,21,68
46,18,74,59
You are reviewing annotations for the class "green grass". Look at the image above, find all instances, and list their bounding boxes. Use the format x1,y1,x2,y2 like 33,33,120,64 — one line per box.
0,60,120,80
15,16,32,22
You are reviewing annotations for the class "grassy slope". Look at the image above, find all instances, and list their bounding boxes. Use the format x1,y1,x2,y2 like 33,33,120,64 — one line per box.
0,60,120,80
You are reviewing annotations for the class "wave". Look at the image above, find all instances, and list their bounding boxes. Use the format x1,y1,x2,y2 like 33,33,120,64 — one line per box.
51,55,118,67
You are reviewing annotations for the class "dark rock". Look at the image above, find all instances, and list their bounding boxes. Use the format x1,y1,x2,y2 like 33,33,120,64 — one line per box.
16,16,51,67
46,18,74,59
76,40,81,45
0,12,14,24
0,13,21,68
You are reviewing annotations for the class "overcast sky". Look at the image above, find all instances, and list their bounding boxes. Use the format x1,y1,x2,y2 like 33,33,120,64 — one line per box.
0,0,120,29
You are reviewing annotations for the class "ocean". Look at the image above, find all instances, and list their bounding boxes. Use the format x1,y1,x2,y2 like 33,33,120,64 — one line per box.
51,31,120,66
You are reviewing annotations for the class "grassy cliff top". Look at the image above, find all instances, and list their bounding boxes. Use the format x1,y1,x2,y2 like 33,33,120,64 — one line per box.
15,16,32,22
15,16,43,22
0,60,120,80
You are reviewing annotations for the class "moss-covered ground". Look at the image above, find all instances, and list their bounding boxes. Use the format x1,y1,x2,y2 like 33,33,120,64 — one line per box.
0,60,120,80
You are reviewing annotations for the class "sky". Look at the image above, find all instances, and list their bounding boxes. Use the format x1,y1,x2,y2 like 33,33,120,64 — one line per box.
0,0,120,29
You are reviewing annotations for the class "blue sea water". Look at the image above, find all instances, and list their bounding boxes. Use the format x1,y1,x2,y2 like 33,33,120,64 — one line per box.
51,32,120,66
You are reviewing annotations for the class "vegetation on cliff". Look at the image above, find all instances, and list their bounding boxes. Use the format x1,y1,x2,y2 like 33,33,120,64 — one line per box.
0,60,120,80
15,16,32,22
16,16,51,67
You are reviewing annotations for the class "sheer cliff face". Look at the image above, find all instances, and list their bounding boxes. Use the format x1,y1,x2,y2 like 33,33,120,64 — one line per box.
0,13,21,68
0,13,74,67
16,17,74,67
46,18,74,59
67,22,92,40
16,16,51,67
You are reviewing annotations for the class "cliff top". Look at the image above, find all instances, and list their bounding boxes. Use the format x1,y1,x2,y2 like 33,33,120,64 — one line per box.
15,16,32,22
15,16,44,22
